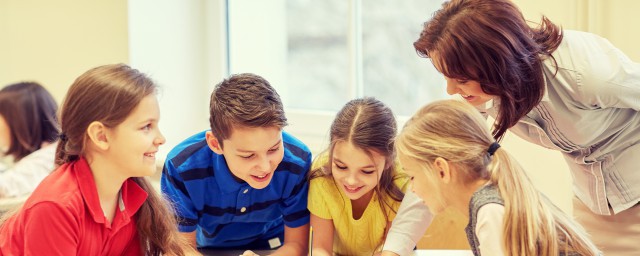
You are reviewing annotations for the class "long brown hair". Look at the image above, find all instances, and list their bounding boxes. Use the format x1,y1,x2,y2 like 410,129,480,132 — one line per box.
0,82,59,161
209,73,287,147
56,64,189,255
310,97,406,248
396,100,599,255
413,0,563,140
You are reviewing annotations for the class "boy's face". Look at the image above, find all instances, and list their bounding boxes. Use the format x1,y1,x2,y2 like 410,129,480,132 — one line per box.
206,126,284,189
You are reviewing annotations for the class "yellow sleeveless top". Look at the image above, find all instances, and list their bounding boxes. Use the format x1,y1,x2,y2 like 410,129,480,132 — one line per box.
308,171,407,255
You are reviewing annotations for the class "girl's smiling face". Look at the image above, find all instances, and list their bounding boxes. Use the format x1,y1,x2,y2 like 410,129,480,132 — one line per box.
331,141,385,201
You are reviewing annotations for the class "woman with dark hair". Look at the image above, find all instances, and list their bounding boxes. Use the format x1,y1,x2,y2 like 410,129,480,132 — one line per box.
0,82,59,198
381,0,640,255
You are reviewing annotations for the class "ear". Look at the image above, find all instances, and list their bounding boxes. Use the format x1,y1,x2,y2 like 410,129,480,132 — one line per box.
86,121,109,151
205,131,224,155
433,157,452,184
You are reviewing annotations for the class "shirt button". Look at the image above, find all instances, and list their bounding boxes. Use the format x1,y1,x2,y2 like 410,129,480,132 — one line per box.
240,207,247,213
243,189,249,194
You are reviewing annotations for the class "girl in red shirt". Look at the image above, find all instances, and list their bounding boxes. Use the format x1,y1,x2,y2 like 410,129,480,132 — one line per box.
0,64,191,255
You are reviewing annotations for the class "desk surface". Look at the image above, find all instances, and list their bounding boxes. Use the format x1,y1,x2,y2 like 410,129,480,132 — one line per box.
199,249,273,256
413,250,473,256
199,249,473,256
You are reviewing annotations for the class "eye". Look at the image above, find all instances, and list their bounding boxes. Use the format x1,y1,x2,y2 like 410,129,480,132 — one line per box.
141,123,152,131
410,176,415,181
333,163,347,170
240,154,255,159
268,147,280,153
456,79,469,84
362,170,375,175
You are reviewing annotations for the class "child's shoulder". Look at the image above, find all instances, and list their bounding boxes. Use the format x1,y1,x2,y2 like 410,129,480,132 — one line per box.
165,130,215,170
310,175,333,187
282,131,311,159
309,176,341,198
278,131,312,176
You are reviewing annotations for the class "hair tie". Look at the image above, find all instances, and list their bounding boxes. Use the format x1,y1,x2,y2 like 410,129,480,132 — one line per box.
487,142,500,156
59,133,68,142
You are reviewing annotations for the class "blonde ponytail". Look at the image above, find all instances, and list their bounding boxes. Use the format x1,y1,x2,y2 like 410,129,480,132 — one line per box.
489,148,599,255
397,100,600,256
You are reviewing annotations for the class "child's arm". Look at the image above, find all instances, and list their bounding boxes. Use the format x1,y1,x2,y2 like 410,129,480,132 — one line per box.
309,214,335,256
476,203,506,256
380,190,432,255
375,222,396,256
269,223,310,256
160,162,201,251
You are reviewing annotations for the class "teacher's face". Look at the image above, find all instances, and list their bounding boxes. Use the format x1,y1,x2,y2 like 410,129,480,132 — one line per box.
431,54,493,106
443,76,493,107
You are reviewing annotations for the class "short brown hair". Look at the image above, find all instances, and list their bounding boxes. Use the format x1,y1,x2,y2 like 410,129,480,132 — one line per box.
0,82,59,161
209,73,287,146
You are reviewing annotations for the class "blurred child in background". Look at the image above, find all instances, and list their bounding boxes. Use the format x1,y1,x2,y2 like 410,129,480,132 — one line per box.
0,82,59,198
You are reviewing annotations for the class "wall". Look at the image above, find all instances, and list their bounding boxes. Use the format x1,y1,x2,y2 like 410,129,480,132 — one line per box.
0,0,129,102
128,0,227,159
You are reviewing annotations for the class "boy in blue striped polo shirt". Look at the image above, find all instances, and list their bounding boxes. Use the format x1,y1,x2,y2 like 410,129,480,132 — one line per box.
161,73,311,255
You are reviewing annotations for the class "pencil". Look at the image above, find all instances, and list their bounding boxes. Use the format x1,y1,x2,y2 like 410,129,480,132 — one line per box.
308,226,313,256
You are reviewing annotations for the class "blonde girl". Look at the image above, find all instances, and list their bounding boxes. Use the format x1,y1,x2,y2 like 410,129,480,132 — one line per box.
396,100,600,256
308,97,408,256
0,64,190,255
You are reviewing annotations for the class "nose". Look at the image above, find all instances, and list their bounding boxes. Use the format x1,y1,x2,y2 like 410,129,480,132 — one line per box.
155,130,166,146
445,78,458,95
344,172,358,186
255,155,270,173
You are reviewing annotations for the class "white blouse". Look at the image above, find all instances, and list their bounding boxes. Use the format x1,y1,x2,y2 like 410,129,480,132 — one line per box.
0,142,58,198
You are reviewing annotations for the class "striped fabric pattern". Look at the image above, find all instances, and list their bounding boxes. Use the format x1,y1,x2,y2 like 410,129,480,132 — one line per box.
161,130,312,248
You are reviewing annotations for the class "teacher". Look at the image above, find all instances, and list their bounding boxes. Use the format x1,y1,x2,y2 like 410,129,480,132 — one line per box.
383,0,640,255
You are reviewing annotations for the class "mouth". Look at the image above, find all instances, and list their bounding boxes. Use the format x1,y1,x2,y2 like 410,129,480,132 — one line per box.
343,185,364,194
250,172,271,182
144,152,156,158
460,94,476,101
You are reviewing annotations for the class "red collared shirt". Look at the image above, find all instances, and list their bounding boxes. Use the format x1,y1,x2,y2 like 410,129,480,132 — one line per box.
0,157,148,255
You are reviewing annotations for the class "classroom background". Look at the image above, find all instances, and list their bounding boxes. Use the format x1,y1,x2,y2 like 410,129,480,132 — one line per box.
1,0,638,249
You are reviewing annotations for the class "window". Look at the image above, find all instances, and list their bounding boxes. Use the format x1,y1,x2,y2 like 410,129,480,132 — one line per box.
229,0,447,115
227,0,448,151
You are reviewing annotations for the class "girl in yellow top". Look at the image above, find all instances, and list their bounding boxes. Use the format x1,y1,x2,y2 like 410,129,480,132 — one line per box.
308,97,408,256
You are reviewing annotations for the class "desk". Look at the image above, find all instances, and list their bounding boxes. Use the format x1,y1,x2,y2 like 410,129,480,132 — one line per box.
199,249,473,256
413,250,473,256
199,249,274,256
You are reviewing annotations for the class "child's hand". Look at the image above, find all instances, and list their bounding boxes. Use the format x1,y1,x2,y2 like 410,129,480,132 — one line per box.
239,250,260,256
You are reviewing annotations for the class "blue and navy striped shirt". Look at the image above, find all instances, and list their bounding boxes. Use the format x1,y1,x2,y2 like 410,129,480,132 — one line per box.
161,130,311,248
